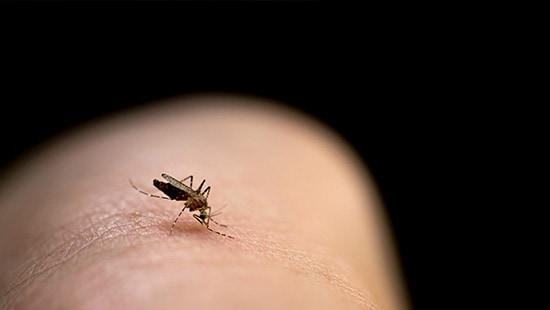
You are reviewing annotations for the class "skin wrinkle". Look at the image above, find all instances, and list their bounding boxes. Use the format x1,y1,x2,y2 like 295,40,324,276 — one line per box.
236,233,379,310
1,205,377,309
0,209,165,307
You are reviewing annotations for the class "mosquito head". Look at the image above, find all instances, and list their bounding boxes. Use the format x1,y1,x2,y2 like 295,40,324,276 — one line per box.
199,210,208,221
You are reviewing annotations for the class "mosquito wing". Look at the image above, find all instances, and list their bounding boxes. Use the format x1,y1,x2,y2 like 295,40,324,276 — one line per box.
161,173,193,194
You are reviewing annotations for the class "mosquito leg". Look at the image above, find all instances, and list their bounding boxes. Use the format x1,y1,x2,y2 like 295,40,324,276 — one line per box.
206,227,234,239
193,213,206,226
209,218,227,227
204,206,225,227
196,179,206,194
129,179,170,200
193,213,234,239
169,206,188,234
208,207,228,227
180,175,193,188
202,186,211,199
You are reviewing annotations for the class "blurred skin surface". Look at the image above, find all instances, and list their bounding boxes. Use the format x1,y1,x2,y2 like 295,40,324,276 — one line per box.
0,94,408,309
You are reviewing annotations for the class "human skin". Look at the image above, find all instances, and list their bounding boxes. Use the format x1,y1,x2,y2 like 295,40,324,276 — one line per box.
0,95,408,309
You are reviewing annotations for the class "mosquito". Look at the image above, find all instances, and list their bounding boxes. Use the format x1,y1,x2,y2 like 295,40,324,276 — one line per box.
129,173,233,238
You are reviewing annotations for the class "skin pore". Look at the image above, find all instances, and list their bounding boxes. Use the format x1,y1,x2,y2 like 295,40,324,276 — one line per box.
0,95,408,309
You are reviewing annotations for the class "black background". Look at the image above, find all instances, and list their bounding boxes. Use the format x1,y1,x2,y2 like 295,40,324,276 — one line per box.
1,2,482,309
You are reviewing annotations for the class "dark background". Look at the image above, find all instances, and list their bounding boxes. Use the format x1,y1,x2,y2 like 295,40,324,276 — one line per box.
1,2,483,309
